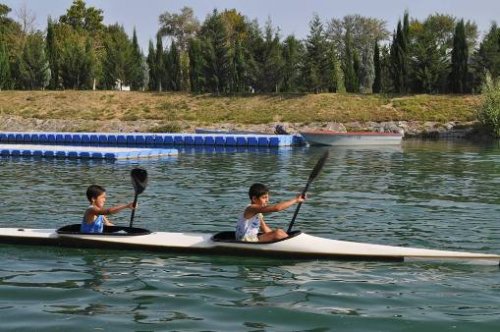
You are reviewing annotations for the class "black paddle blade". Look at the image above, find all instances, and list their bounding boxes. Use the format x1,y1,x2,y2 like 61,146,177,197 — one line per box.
131,168,148,195
308,151,329,181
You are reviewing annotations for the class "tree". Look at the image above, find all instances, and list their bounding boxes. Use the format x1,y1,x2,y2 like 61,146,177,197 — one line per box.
46,18,60,89
17,31,50,89
282,35,304,92
390,13,410,93
188,37,205,93
0,42,10,90
58,25,93,89
129,28,145,90
475,23,500,80
373,42,381,93
146,40,158,91
158,6,200,52
199,10,229,94
450,20,468,93
304,14,329,93
327,15,389,92
59,0,104,33
101,24,131,89
155,33,164,92
343,28,359,92
260,20,283,92
165,41,181,91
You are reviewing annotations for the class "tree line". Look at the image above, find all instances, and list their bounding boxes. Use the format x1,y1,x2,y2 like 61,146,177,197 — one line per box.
0,0,499,94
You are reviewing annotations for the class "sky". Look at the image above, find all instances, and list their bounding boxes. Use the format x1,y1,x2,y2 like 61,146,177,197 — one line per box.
2,0,500,51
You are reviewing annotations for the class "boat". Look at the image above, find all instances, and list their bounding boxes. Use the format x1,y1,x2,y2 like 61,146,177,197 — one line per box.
300,130,403,146
1,224,498,265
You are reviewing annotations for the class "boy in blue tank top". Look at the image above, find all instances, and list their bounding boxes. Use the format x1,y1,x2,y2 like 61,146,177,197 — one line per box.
235,183,305,242
81,185,136,233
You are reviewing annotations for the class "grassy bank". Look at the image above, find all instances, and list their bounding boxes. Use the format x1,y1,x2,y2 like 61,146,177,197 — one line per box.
0,90,482,128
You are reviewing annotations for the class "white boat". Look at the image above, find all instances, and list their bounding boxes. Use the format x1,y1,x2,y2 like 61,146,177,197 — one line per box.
300,130,403,146
1,224,498,265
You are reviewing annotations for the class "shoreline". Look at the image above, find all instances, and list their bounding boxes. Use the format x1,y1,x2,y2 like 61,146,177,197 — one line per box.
0,114,483,140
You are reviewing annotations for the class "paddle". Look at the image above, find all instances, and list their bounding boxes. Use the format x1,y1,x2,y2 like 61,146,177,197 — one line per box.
129,167,148,228
286,151,329,234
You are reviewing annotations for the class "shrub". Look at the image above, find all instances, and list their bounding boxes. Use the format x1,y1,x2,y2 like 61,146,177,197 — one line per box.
477,74,500,138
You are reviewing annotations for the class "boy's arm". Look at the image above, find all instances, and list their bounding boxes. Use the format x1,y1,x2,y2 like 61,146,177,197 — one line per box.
246,195,305,216
91,202,135,216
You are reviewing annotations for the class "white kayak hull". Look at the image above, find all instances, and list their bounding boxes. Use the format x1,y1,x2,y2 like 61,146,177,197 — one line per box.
0,226,498,265
300,131,403,146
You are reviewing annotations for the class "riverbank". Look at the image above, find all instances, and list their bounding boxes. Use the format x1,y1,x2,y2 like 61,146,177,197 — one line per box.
0,90,486,139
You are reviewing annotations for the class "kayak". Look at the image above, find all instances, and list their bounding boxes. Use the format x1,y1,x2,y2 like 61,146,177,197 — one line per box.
1,224,499,265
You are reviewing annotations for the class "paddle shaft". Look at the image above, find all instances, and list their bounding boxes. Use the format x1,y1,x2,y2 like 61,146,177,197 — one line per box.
129,193,139,227
286,151,328,234
286,182,311,233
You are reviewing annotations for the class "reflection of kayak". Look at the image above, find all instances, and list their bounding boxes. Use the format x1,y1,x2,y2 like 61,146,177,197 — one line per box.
1,224,499,265
300,130,403,146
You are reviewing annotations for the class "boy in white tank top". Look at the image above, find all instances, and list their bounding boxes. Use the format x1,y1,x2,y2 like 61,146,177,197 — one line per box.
235,183,305,242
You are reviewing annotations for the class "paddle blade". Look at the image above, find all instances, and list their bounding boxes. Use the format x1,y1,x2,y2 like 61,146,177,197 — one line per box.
308,151,329,182
131,168,148,195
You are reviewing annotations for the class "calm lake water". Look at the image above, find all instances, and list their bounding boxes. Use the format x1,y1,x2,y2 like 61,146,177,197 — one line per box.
1,140,499,331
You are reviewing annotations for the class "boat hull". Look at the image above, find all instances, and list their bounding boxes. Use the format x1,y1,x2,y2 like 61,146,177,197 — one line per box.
1,226,498,265
300,131,403,146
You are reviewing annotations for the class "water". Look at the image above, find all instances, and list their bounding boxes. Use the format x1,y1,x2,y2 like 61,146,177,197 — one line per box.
1,141,499,331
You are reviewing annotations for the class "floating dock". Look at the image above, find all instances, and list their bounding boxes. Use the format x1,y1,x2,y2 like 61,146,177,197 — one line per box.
0,144,177,160
0,132,304,147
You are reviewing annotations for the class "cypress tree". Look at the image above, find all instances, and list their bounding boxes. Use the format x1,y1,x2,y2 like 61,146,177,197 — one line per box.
390,11,410,93
129,28,144,90
155,33,164,92
168,41,181,91
343,28,359,92
450,20,468,93
46,18,59,89
373,41,381,93
146,40,156,91
188,38,205,93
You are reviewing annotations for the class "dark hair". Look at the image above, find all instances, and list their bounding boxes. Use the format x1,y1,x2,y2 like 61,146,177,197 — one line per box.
248,183,269,199
86,185,106,202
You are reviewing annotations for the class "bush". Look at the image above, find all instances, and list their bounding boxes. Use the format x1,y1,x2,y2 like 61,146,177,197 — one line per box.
477,74,500,138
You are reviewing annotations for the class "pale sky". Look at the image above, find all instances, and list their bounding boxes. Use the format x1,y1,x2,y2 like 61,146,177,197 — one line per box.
2,0,499,51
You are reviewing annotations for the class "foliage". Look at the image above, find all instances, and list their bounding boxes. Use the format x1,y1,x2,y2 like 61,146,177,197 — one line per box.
477,74,500,137
0,1,498,97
